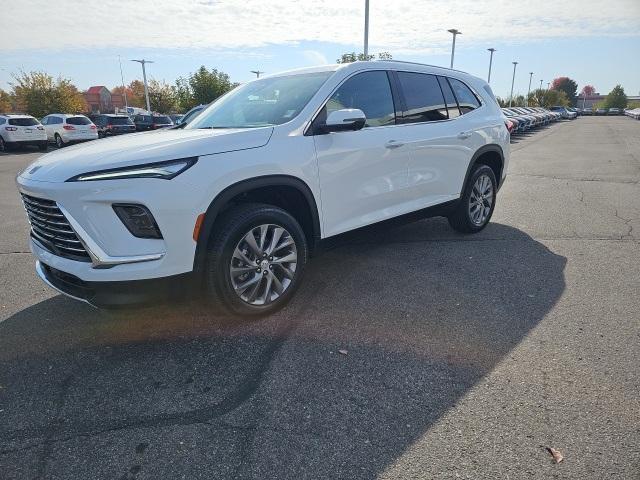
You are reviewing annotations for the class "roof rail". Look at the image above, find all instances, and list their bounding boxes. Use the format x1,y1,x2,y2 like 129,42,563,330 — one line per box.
374,59,468,74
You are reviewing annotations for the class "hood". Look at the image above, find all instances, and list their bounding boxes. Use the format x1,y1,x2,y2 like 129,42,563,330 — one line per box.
19,127,273,183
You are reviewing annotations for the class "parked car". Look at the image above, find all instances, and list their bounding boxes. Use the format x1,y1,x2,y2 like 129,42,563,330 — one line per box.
581,108,593,115
550,106,577,119
607,108,621,115
0,114,47,152
175,104,207,126
40,114,98,148
169,114,184,125
595,108,607,115
92,114,136,138
624,108,640,119
133,114,174,131
17,61,510,316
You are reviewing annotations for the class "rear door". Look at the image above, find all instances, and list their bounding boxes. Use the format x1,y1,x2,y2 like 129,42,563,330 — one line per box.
394,72,479,209
313,70,411,237
9,117,40,140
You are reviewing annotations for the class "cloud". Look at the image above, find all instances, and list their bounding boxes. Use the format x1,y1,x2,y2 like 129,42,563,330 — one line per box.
2,0,639,53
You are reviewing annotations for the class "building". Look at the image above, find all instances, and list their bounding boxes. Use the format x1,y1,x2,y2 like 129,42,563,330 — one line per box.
83,86,118,113
578,94,640,109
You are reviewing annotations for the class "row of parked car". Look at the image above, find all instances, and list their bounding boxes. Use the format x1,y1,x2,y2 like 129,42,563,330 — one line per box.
624,108,640,120
0,105,212,152
501,106,567,134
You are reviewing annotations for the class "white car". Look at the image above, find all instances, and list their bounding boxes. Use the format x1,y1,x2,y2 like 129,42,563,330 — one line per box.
40,114,98,148
16,61,510,315
0,114,48,152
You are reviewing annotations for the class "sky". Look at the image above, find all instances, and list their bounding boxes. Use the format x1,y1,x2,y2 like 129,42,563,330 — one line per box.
1,0,639,101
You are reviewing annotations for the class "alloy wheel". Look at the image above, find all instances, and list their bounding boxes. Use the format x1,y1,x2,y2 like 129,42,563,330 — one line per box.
229,223,298,306
468,174,494,226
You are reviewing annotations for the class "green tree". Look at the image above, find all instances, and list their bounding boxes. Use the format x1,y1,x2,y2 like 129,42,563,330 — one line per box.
10,71,86,117
528,88,569,108
551,77,578,106
336,52,393,63
174,66,237,111
0,88,13,112
147,79,177,113
604,85,627,109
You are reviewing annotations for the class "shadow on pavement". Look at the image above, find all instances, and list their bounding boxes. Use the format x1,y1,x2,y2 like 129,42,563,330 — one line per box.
0,220,566,479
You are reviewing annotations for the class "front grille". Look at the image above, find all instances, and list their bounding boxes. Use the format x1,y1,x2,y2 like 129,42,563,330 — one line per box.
21,194,91,262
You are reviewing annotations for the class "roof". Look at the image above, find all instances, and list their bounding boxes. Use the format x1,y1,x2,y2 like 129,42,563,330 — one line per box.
0,114,34,118
86,86,108,94
43,113,88,118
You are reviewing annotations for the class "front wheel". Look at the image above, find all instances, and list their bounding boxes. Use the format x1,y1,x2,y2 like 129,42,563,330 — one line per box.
448,164,497,233
204,203,308,316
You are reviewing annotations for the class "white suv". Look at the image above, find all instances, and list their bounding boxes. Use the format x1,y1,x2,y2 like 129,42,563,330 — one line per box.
16,61,509,315
41,114,98,148
0,114,48,152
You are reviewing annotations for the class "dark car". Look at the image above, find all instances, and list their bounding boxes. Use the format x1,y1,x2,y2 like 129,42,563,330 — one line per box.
93,114,136,138
607,108,621,116
175,104,207,126
133,114,174,131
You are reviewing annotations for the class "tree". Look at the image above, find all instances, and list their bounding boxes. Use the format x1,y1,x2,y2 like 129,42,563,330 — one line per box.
124,80,146,109
604,85,627,109
528,88,569,108
580,85,596,97
551,77,578,106
0,88,12,112
336,52,393,63
147,79,177,113
174,66,237,111
10,71,86,118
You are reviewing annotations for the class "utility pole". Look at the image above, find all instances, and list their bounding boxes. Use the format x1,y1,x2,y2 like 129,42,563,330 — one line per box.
527,72,534,106
118,56,128,112
131,59,153,113
509,61,518,107
364,0,370,57
448,29,461,68
487,48,496,83
250,70,264,78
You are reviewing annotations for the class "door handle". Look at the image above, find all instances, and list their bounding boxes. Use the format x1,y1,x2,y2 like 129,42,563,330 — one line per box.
457,131,473,140
385,140,404,149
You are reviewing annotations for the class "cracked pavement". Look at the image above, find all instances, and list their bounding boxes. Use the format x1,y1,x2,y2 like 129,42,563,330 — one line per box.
1,116,639,479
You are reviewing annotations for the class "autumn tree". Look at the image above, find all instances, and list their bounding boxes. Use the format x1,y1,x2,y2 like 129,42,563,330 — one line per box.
604,85,627,109
147,79,177,113
551,77,578,106
336,52,393,63
10,71,86,117
528,88,569,108
174,66,237,111
580,85,596,97
0,88,12,112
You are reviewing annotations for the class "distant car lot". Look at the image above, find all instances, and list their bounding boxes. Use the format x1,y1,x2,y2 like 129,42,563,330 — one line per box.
1,116,639,479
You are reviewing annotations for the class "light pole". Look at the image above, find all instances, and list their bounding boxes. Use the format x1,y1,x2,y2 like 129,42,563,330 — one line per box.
539,79,543,90
509,61,518,107
364,0,370,57
447,29,461,69
547,82,550,91
527,72,534,106
131,59,153,113
118,55,128,111
250,70,264,78
487,48,496,83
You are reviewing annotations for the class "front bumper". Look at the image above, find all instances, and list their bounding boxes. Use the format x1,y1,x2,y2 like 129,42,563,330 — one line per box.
36,260,193,307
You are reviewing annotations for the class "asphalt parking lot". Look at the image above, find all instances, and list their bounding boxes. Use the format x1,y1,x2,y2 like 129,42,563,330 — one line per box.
1,117,639,479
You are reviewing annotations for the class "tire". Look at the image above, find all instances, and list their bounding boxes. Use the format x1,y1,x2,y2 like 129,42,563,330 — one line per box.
38,141,48,152
0,136,6,152
448,164,497,233
55,134,64,148
204,203,308,317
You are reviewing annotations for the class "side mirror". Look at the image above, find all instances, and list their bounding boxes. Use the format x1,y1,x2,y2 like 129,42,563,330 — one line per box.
321,108,366,133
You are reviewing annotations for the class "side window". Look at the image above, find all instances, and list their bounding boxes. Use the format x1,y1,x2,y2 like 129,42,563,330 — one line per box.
438,77,460,119
448,78,481,114
0,118,5,125
325,71,395,127
397,72,447,123
41,117,49,125
51,116,62,125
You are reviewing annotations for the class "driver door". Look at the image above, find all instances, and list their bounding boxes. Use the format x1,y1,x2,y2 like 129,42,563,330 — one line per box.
313,70,411,237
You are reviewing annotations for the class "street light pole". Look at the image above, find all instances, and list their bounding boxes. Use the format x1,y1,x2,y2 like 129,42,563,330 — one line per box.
539,79,543,90
364,0,370,57
487,48,496,83
131,59,153,113
527,72,534,106
447,29,461,69
250,70,264,78
118,55,128,111
509,61,518,107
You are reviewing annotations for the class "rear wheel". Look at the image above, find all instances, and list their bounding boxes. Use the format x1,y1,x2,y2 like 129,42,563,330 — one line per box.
448,164,497,233
0,136,6,152
204,203,308,316
55,134,64,148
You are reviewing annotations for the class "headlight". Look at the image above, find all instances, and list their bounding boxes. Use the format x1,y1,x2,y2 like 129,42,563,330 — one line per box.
67,157,197,182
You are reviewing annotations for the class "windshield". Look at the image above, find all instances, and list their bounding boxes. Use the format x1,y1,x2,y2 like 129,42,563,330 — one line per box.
9,117,38,126
109,116,133,125
187,71,333,129
154,116,171,123
66,116,91,125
